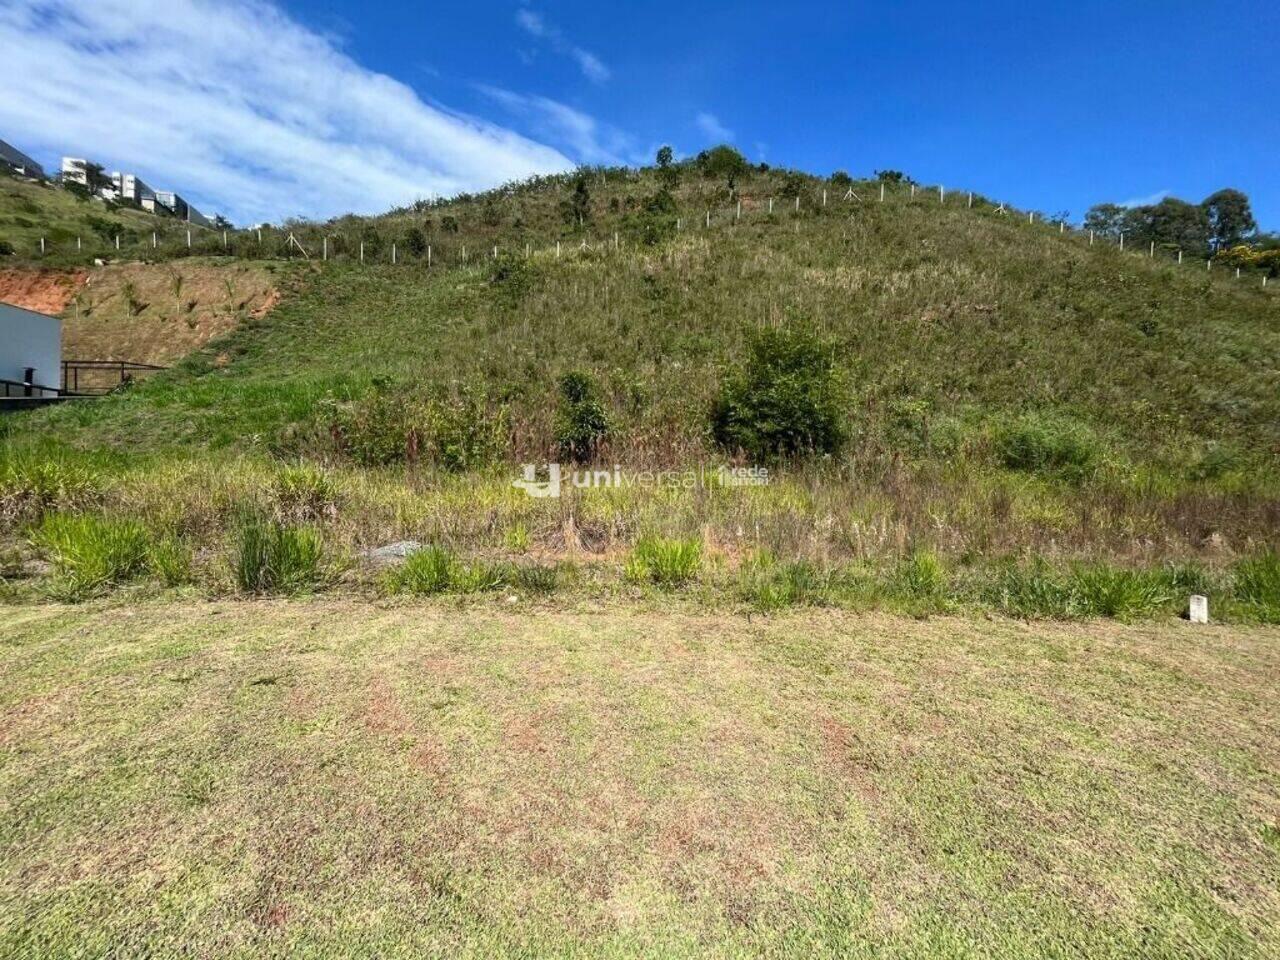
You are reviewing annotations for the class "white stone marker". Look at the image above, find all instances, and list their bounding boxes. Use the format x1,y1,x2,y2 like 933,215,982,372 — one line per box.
1189,595,1209,624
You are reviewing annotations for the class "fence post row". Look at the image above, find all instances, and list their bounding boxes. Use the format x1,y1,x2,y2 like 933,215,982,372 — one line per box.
20,182,1276,291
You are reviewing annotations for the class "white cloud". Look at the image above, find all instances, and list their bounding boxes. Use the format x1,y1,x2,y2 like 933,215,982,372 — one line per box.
1121,190,1171,208
0,0,577,225
476,86,636,167
515,6,611,84
695,112,734,143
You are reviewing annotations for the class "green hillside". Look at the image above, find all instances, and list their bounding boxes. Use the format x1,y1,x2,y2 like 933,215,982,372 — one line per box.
2,161,1279,615
0,173,213,261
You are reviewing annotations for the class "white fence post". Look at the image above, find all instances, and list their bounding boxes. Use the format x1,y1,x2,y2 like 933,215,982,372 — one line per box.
880,183,885,202
939,185,944,203
392,242,397,264
822,189,827,207
39,237,45,254
967,192,972,208
360,241,364,263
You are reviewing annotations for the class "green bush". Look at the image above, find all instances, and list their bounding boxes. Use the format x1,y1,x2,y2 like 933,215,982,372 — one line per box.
986,562,1078,619
423,390,509,473
1233,550,1280,623
331,388,416,466
0,455,103,524
712,326,848,461
333,387,506,471
384,545,508,596
891,549,947,603
1070,565,1171,621
554,371,611,463
511,563,559,595
32,513,150,601
147,536,194,587
626,536,702,587
272,463,340,521
233,519,329,595
740,555,830,611
0,239,13,256
993,413,1102,481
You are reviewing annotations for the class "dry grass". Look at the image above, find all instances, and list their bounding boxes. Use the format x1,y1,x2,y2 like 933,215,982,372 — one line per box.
1,601,1277,957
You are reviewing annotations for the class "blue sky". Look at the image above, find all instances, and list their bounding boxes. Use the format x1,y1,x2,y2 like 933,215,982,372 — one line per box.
3,0,1277,228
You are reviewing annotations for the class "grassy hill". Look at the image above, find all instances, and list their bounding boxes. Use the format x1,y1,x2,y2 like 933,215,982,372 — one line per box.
0,174,217,262
2,162,1278,615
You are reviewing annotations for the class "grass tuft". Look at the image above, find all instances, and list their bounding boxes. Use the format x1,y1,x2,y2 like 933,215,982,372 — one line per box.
233,518,329,595
625,536,702,587
31,513,150,601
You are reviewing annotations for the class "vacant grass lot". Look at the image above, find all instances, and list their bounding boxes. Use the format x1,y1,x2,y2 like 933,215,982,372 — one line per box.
1,602,1277,958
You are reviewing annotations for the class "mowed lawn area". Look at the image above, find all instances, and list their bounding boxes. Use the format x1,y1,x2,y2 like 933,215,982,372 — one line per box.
1,603,1278,958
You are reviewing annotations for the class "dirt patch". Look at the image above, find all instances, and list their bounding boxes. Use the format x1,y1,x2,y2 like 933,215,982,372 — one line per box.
0,268,86,314
59,261,279,366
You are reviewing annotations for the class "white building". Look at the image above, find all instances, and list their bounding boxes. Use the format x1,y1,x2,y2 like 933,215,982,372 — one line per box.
111,171,156,206
0,139,44,178
0,301,62,398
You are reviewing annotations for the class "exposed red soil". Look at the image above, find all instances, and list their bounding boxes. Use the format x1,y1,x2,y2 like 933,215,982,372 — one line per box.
0,268,86,315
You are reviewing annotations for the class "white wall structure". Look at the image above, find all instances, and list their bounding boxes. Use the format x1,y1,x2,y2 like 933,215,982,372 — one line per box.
0,138,44,178
0,302,62,396
111,171,155,206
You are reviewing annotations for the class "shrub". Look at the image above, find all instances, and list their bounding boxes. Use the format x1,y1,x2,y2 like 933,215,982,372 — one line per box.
892,549,947,602
403,226,428,258
992,413,1102,482
32,514,150,601
830,170,852,185
333,387,507,471
233,519,328,595
740,554,830,611
0,455,103,524
1233,550,1280,623
0,239,13,256
712,326,848,461
625,536,702,587
147,536,194,587
696,145,751,188
423,390,509,472
511,563,559,595
554,371,611,463
1070,565,1171,621
986,562,1078,619
272,463,340,521
330,388,415,466
384,545,509,596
